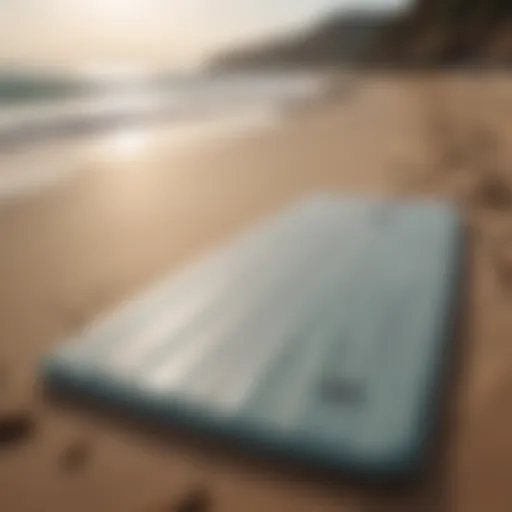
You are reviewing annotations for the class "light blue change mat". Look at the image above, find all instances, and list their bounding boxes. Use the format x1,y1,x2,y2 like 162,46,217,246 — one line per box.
42,195,464,477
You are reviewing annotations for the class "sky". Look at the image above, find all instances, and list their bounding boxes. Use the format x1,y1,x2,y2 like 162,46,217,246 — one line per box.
0,0,411,72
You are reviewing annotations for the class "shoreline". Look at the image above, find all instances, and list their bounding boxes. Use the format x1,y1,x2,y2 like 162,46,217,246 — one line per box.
0,70,332,151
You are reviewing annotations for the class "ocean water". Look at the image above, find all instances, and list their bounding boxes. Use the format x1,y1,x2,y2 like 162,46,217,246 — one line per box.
0,71,330,200
0,71,329,145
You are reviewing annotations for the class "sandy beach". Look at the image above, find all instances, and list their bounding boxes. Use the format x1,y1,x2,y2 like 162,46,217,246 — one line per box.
1,71,512,511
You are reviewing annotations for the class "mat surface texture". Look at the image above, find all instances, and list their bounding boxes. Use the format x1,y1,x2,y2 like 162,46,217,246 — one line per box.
43,196,464,477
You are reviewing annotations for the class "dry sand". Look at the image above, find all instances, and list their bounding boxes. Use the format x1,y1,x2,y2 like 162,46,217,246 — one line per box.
1,71,512,511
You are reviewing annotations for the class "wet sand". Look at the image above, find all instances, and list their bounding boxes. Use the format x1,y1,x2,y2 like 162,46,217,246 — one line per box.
1,71,512,511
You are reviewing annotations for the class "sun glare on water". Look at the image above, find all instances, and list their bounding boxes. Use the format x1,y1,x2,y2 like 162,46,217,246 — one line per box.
91,128,151,164
107,129,150,158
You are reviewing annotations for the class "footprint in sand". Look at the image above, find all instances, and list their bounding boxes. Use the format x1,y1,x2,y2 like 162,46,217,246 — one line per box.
167,487,212,512
473,172,512,210
0,411,36,448
59,438,91,473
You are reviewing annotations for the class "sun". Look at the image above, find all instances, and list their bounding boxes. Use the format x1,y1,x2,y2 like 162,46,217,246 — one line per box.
87,0,149,21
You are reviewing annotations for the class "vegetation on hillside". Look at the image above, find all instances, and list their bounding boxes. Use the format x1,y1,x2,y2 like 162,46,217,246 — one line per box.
384,0,512,63
213,0,512,69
